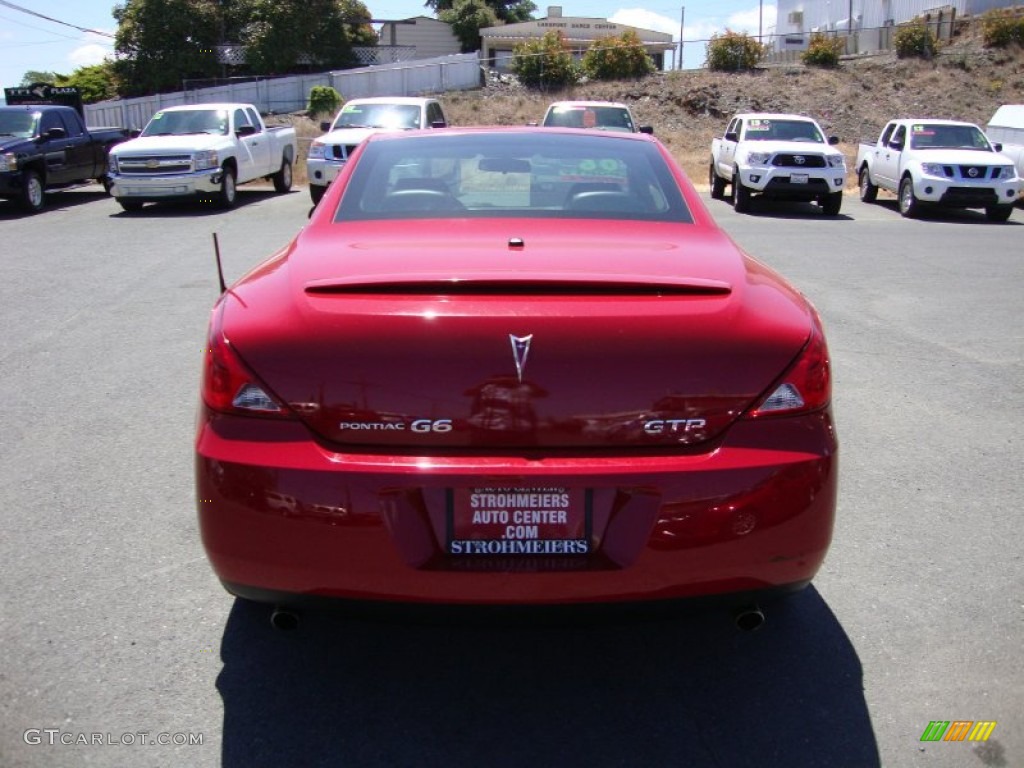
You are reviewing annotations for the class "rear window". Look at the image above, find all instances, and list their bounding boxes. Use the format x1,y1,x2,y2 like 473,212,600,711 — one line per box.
333,132,692,223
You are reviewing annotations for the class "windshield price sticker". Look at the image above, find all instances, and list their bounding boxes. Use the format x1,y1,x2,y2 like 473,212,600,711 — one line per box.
448,487,589,555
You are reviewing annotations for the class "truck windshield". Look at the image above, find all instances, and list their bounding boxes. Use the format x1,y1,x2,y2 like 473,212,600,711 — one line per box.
744,119,824,143
909,124,991,151
333,104,421,130
141,109,229,137
0,110,37,138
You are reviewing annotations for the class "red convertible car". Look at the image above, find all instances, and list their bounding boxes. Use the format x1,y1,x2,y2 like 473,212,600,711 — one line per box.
196,128,836,618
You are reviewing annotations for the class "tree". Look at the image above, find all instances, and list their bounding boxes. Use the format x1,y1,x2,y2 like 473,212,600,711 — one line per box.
337,0,377,47
440,0,499,53
705,29,764,71
511,30,579,89
425,0,535,24
112,0,222,96
581,31,655,81
20,71,63,86
235,0,357,74
57,63,118,104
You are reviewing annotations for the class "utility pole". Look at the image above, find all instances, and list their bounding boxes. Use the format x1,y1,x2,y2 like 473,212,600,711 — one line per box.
678,6,685,70
759,0,763,43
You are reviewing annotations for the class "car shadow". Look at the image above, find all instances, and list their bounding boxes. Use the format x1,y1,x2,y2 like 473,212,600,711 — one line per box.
0,187,110,218
867,198,1019,224
740,199,854,221
216,586,879,768
704,195,853,221
108,188,294,218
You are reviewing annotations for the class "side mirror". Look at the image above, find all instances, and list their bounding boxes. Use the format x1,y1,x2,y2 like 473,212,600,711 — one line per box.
992,142,1003,153
236,125,257,137
639,125,654,135
828,135,840,145
725,131,738,142
889,139,904,151
430,120,447,129
320,121,332,132
44,127,67,140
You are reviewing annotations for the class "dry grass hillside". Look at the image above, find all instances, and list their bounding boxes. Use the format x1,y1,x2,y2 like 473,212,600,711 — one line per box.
280,28,1024,188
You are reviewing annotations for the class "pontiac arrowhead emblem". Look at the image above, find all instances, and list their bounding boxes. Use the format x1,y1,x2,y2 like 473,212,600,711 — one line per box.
509,334,532,383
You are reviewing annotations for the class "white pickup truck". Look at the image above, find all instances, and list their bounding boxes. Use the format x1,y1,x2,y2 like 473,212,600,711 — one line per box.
107,103,297,212
986,105,1024,198
709,112,846,215
856,118,1020,222
306,96,448,204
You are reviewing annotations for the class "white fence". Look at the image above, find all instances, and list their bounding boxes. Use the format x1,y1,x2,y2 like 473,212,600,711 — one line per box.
85,53,481,129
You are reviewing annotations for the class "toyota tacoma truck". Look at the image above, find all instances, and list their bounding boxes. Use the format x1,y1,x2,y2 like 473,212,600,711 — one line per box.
856,118,1020,221
107,103,297,212
709,112,846,215
0,105,130,213
306,96,448,204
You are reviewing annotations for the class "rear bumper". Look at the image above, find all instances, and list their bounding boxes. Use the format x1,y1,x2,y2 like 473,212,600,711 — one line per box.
196,406,837,606
109,168,221,200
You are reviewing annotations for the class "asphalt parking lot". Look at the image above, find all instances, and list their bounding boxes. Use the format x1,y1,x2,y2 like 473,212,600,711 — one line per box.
0,184,1021,768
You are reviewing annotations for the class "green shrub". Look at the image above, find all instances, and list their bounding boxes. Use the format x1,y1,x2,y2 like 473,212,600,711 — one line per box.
308,86,342,116
705,30,765,71
582,31,655,81
894,19,937,59
511,30,581,89
801,33,844,68
981,8,1024,48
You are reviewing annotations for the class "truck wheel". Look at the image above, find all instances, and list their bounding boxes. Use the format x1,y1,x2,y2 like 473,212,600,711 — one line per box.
858,166,877,203
20,169,45,213
217,165,237,209
822,191,843,216
985,205,1013,223
309,185,326,205
118,199,144,212
732,171,752,213
709,162,727,200
898,177,920,219
273,157,292,193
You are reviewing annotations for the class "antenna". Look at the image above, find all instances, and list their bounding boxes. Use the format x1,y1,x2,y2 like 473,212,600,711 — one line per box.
212,233,227,294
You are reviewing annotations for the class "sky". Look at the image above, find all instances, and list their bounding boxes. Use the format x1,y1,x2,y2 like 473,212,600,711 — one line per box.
0,0,778,96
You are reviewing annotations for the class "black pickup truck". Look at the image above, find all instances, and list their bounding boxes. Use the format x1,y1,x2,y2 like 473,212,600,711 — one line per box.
1,105,131,213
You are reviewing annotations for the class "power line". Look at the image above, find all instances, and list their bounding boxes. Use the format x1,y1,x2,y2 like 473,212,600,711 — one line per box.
0,0,115,38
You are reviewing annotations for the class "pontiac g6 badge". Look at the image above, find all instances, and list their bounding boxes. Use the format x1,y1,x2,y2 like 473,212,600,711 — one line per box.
510,334,532,383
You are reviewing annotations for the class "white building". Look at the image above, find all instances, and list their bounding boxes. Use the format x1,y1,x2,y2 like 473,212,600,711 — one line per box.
770,0,1020,52
480,6,675,71
377,16,461,61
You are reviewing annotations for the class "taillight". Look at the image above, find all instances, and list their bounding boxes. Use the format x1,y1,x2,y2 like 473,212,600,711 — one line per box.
746,311,831,418
201,307,291,418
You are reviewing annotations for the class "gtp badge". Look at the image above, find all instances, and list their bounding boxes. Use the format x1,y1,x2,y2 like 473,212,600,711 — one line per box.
509,334,533,383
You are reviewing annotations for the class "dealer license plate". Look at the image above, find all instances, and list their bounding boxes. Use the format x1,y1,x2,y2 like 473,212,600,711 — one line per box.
447,487,590,556
790,173,809,184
